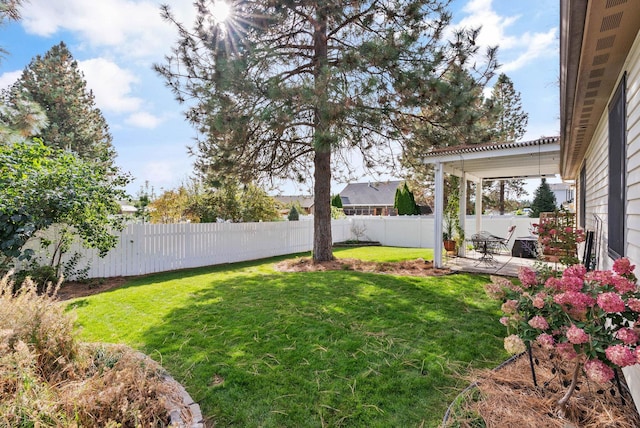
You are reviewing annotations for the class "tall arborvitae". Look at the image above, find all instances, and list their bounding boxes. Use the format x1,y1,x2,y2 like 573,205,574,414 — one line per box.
10,42,115,165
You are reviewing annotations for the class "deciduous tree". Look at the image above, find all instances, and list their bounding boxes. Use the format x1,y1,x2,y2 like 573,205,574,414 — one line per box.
0,138,129,265
155,0,497,261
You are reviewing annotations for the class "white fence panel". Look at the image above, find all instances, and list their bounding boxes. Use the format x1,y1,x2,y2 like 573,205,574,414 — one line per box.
13,216,539,279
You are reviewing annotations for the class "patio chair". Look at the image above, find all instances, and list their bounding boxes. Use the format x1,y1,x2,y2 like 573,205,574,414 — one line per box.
490,225,516,254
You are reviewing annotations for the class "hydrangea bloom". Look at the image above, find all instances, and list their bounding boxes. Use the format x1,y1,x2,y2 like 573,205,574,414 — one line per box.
501,299,518,315
614,258,636,276
556,342,578,361
532,292,546,309
616,328,638,345
504,334,526,355
560,275,584,292
584,359,615,384
612,276,636,294
566,324,589,344
554,291,595,310
518,267,537,288
627,298,640,312
606,344,637,367
528,315,549,330
597,292,626,313
536,333,554,350
564,264,586,280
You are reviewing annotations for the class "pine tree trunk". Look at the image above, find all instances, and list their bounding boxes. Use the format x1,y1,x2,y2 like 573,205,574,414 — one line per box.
312,7,333,262
499,180,505,215
314,149,333,261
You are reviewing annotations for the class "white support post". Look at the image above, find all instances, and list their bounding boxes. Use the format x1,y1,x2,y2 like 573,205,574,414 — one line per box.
434,162,444,268
459,173,467,257
475,179,483,234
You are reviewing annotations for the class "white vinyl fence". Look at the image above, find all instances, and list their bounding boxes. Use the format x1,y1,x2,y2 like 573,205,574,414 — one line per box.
18,216,539,279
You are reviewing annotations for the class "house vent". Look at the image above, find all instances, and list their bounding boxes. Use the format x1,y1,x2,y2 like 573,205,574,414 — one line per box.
582,106,594,112
600,12,623,32
584,99,596,106
605,0,627,8
580,113,591,120
585,90,598,98
596,35,616,50
587,80,602,89
592,54,610,66
590,68,606,78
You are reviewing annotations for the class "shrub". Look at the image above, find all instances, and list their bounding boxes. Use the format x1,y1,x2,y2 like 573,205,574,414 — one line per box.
486,257,640,415
288,206,299,221
0,274,189,426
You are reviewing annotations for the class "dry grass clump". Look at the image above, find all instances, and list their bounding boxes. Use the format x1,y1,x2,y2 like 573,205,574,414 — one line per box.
445,350,640,428
0,274,190,427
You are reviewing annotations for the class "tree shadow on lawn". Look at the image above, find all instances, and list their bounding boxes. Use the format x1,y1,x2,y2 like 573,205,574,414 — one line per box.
137,270,507,427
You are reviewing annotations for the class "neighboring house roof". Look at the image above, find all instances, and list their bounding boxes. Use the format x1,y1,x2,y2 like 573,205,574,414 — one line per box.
339,181,403,206
560,0,640,178
273,195,314,209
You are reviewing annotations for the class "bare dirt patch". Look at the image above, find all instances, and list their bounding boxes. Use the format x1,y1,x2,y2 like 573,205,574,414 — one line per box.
57,276,130,301
275,257,451,277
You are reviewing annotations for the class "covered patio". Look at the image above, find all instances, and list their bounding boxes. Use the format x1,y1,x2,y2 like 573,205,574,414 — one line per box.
422,136,561,268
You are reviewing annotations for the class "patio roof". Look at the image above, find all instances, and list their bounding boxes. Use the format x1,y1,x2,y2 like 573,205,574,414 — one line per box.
422,137,562,268
421,137,561,182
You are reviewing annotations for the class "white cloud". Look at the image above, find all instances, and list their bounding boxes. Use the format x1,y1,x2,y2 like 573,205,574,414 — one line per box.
0,70,21,89
451,0,558,72
78,58,142,114
500,28,557,73
125,111,162,129
19,0,194,59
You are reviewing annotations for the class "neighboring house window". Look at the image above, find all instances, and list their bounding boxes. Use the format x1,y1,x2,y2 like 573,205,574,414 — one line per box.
579,163,586,228
608,74,626,259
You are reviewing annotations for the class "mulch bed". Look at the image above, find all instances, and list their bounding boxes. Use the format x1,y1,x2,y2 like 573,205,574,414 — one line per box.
275,257,451,276
444,349,640,427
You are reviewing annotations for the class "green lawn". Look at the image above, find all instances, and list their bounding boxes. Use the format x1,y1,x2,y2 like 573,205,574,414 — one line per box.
68,247,507,427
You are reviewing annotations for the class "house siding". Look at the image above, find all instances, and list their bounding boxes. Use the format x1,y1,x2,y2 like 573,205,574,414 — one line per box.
578,29,640,412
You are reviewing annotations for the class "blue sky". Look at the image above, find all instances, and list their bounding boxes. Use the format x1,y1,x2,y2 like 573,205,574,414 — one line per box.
1,0,560,198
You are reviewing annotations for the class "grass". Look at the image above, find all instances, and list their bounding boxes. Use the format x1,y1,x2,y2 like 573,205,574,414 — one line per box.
68,247,508,427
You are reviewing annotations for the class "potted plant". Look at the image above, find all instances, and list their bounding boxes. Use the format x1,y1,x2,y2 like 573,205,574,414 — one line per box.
443,212,457,253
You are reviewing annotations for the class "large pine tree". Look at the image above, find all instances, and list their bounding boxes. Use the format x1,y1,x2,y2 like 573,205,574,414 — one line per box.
156,1,497,261
8,42,115,165
487,73,529,214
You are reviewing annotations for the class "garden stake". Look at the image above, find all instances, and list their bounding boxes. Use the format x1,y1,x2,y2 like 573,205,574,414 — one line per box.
527,344,538,387
614,369,626,406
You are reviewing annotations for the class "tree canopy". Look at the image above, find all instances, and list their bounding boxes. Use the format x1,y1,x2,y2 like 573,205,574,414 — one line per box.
0,138,130,264
156,0,498,261
394,182,418,215
5,42,115,165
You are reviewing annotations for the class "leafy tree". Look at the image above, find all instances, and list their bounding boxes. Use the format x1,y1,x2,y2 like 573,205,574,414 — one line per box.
394,182,418,215
331,194,343,209
7,42,115,165
0,138,130,265
530,178,557,217
186,180,280,223
486,73,529,214
149,186,199,224
155,1,497,261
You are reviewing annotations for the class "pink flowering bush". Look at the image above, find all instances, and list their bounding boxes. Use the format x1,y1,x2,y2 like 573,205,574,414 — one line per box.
486,255,640,413
532,211,585,266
